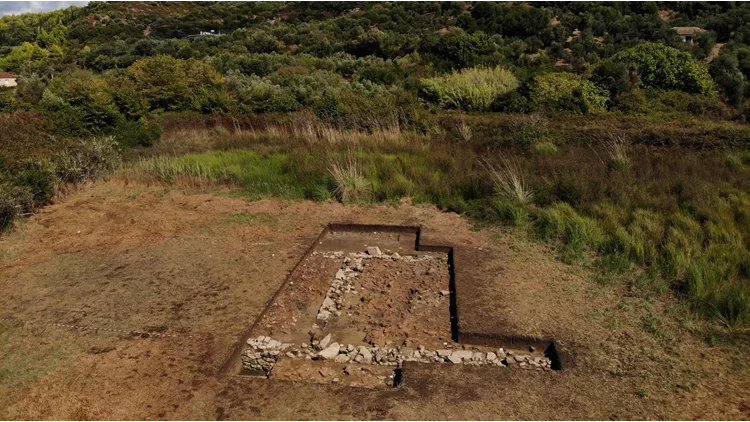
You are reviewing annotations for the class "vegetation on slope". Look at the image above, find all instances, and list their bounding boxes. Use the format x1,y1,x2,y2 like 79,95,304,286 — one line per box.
1,2,749,334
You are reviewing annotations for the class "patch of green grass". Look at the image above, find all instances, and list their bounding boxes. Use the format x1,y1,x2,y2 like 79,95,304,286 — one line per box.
532,141,558,155
642,310,673,341
0,326,71,389
533,203,604,263
491,198,530,227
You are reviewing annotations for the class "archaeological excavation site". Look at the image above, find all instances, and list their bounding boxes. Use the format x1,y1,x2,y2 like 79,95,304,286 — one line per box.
225,224,562,388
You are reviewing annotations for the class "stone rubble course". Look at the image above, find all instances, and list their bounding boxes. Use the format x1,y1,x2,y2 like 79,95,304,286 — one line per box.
242,335,293,372
242,334,553,372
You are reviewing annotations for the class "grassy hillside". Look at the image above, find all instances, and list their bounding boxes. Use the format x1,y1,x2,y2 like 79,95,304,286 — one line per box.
0,2,749,335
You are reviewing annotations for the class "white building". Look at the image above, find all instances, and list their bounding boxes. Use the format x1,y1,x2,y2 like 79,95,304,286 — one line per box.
0,72,17,88
674,27,706,42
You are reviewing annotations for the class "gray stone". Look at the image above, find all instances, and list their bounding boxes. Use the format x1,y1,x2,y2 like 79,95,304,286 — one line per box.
436,349,452,358
317,343,340,360
439,290,450,296
267,339,281,349
366,246,382,258
319,333,332,350
321,297,336,310
358,347,373,363
374,349,388,363
448,354,463,364
486,352,497,361
450,350,474,363
334,354,349,363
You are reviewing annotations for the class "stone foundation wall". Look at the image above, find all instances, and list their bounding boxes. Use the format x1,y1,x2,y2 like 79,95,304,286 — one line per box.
242,335,553,372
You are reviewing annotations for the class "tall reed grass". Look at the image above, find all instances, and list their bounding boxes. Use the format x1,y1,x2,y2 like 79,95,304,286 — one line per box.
420,67,519,111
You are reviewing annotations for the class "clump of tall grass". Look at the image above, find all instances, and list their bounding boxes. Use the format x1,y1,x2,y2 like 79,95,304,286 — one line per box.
54,136,121,183
686,258,750,328
533,202,604,263
328,154,372,204
123,156,222,186
508,113,549,146
491,198,530,227
601,133,631,171
457,119,472,141
420,67,519,111
481,156,533,204
0,183,33,231
533,141,558,155
724,151,750,170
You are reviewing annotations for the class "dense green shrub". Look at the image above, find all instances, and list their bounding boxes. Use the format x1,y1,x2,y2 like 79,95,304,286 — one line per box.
428,29,499,70
506,113,551,147
108,117,161,148
590,60,638,98
529,72,609,113
491,90,531,113
611,43,715,95
126,55,223,111
8,159,56,204
709,54,745,108
419,67,519,111
0,183,33,231
44,69,120,135
54,136,121,183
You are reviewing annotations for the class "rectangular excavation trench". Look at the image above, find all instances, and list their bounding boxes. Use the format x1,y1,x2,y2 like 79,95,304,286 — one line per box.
225,224,562,388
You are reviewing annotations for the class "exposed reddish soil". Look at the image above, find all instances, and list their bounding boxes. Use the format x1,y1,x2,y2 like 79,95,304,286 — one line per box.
333,255,452,349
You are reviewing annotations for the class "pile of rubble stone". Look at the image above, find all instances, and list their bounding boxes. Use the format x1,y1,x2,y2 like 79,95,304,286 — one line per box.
315,256,363,321
243,336,293,372
311,337,552,370
242,334,553,373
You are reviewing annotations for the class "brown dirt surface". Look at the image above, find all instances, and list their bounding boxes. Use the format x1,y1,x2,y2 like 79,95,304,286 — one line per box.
271,359,397,389
336,256,452,348
254,251,454,351
1,181,749,420
248,254,341,345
